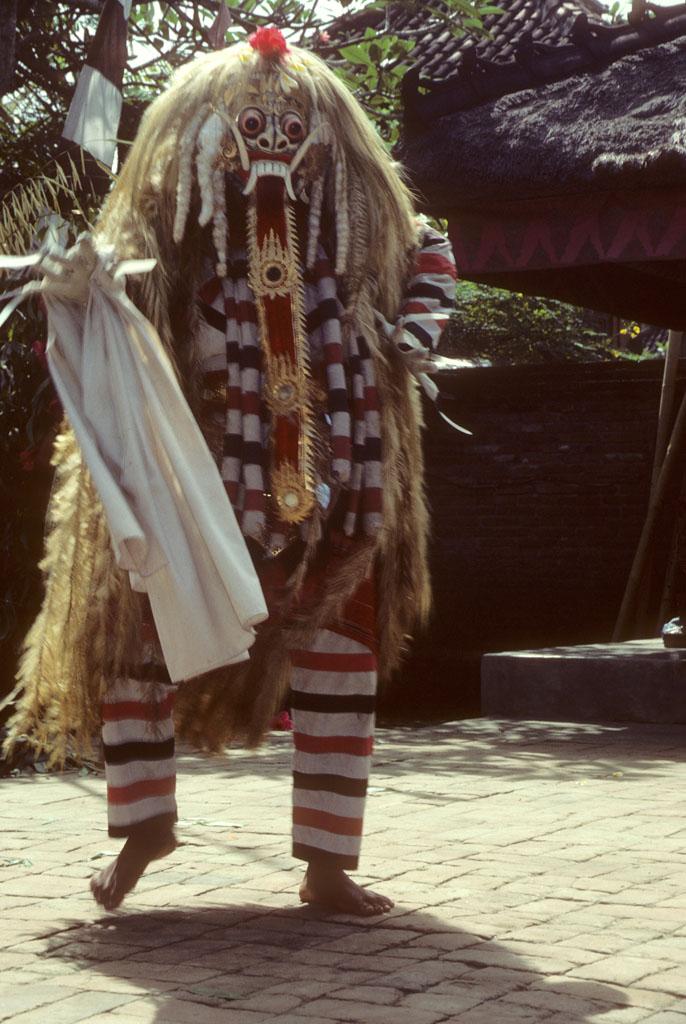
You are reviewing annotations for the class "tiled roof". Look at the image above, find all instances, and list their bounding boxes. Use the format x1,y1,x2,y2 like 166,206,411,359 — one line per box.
326,0,606,82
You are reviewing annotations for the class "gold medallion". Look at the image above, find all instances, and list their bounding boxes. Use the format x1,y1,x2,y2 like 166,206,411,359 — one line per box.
272,463,316,523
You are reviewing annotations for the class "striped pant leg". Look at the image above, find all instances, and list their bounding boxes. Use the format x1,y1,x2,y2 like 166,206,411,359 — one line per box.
290,628,377,871
102,677,178,839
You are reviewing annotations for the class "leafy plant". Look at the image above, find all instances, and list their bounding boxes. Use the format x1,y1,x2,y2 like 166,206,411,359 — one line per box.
443,280,658,365
2,0,495,192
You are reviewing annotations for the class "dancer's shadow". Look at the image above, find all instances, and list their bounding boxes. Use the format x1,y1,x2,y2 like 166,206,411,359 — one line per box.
40,903,633,1022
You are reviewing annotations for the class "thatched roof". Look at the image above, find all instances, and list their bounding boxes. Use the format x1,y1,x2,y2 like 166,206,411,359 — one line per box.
329,2,686,326
399,34,686,208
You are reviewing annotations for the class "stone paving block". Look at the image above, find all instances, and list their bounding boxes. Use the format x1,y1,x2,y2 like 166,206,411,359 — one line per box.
381,959,479,992
69,1018,146,1024
641,1015,686,1024
7,990,133,1024
39,971,175,995
587,1010,657,1023
331,952,437,974
6,936,79,956
177,974,280,1001
500,923,586,943
263,980,341,1001
382,943,447,961
0,982,75,1021
100,960,223,984
408,930,481,951
442,945,579,975
554,930,637,954
239,960,373,984
503,987,629,1017
633,938,686,961
444,999,552,1023
16,958,82,977
544,1014,647,1024
0,894,37,910
219,991,305,1014
516,942,604,967
441,965,541,993
568,956,678,986
529,977,678,1011
317,929,422,954
259,1018,339,1024
44,940,137,961
2,875,87,897
399,990,488,1014
247,915,357,940
109,996,270,1022
639,971,686,998
295,997,444,1023
332,986,402,1006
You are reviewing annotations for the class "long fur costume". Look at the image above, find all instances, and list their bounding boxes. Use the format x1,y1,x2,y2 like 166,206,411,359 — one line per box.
5,43,432,766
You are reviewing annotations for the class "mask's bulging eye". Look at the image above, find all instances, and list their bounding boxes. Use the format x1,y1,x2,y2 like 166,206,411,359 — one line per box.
281,112,305,144
239,107,266,138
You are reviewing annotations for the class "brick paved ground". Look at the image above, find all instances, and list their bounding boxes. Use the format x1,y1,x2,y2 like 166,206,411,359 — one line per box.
1,718,685,1024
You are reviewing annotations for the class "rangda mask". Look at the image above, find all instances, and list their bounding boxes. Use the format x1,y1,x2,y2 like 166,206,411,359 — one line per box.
173,28,346,525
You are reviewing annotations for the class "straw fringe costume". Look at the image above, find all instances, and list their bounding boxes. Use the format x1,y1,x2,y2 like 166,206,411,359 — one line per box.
5,32,457,872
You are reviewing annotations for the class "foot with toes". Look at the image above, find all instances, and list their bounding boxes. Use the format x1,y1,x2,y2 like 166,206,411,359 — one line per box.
90,830,176,911
300,863,394,916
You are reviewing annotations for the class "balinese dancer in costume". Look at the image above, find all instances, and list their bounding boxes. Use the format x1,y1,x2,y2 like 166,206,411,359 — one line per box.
3,28,459,916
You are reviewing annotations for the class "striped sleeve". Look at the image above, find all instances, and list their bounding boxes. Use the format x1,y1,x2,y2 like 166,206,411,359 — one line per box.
398,223,457,351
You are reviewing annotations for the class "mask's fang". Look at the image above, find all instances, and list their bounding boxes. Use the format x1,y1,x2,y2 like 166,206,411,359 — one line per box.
284,167,296,201
243,163,259,196
243,159,297,200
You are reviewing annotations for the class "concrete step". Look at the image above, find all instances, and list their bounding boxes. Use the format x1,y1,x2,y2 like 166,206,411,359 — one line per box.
481,639,686,724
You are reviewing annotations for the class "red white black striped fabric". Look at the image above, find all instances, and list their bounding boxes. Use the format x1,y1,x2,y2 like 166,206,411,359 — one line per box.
198,247,383,550
196,228,456,551
103,627,378,867
400,223,458,350
102,676,177,838
290,629,377,870
63,0,130,167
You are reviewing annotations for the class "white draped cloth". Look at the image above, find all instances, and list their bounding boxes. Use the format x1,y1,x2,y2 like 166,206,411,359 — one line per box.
0,236,267,682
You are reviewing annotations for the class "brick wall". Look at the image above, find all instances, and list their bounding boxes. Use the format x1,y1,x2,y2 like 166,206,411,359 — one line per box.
388,359,682,720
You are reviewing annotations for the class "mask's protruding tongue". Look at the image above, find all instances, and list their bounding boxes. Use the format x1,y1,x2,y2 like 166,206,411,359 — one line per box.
247,174,316,526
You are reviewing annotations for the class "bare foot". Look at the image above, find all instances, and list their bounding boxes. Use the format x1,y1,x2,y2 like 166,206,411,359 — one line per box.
299,863,394,916
90,831,176,911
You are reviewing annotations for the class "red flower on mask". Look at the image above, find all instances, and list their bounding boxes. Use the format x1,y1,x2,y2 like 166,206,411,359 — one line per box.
249,26,289,60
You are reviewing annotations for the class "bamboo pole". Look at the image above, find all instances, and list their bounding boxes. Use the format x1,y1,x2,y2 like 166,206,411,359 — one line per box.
612,382,686,641
650,331,683,492
631,331,684,633
650,332,685,630
657,499,684,628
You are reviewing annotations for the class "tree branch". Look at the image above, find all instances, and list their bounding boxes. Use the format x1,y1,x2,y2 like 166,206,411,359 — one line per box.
0,0,18,96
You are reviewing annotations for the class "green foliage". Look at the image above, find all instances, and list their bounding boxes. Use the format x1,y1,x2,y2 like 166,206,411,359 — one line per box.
328,0,498,143
2,0,494,197
443,280,637,365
